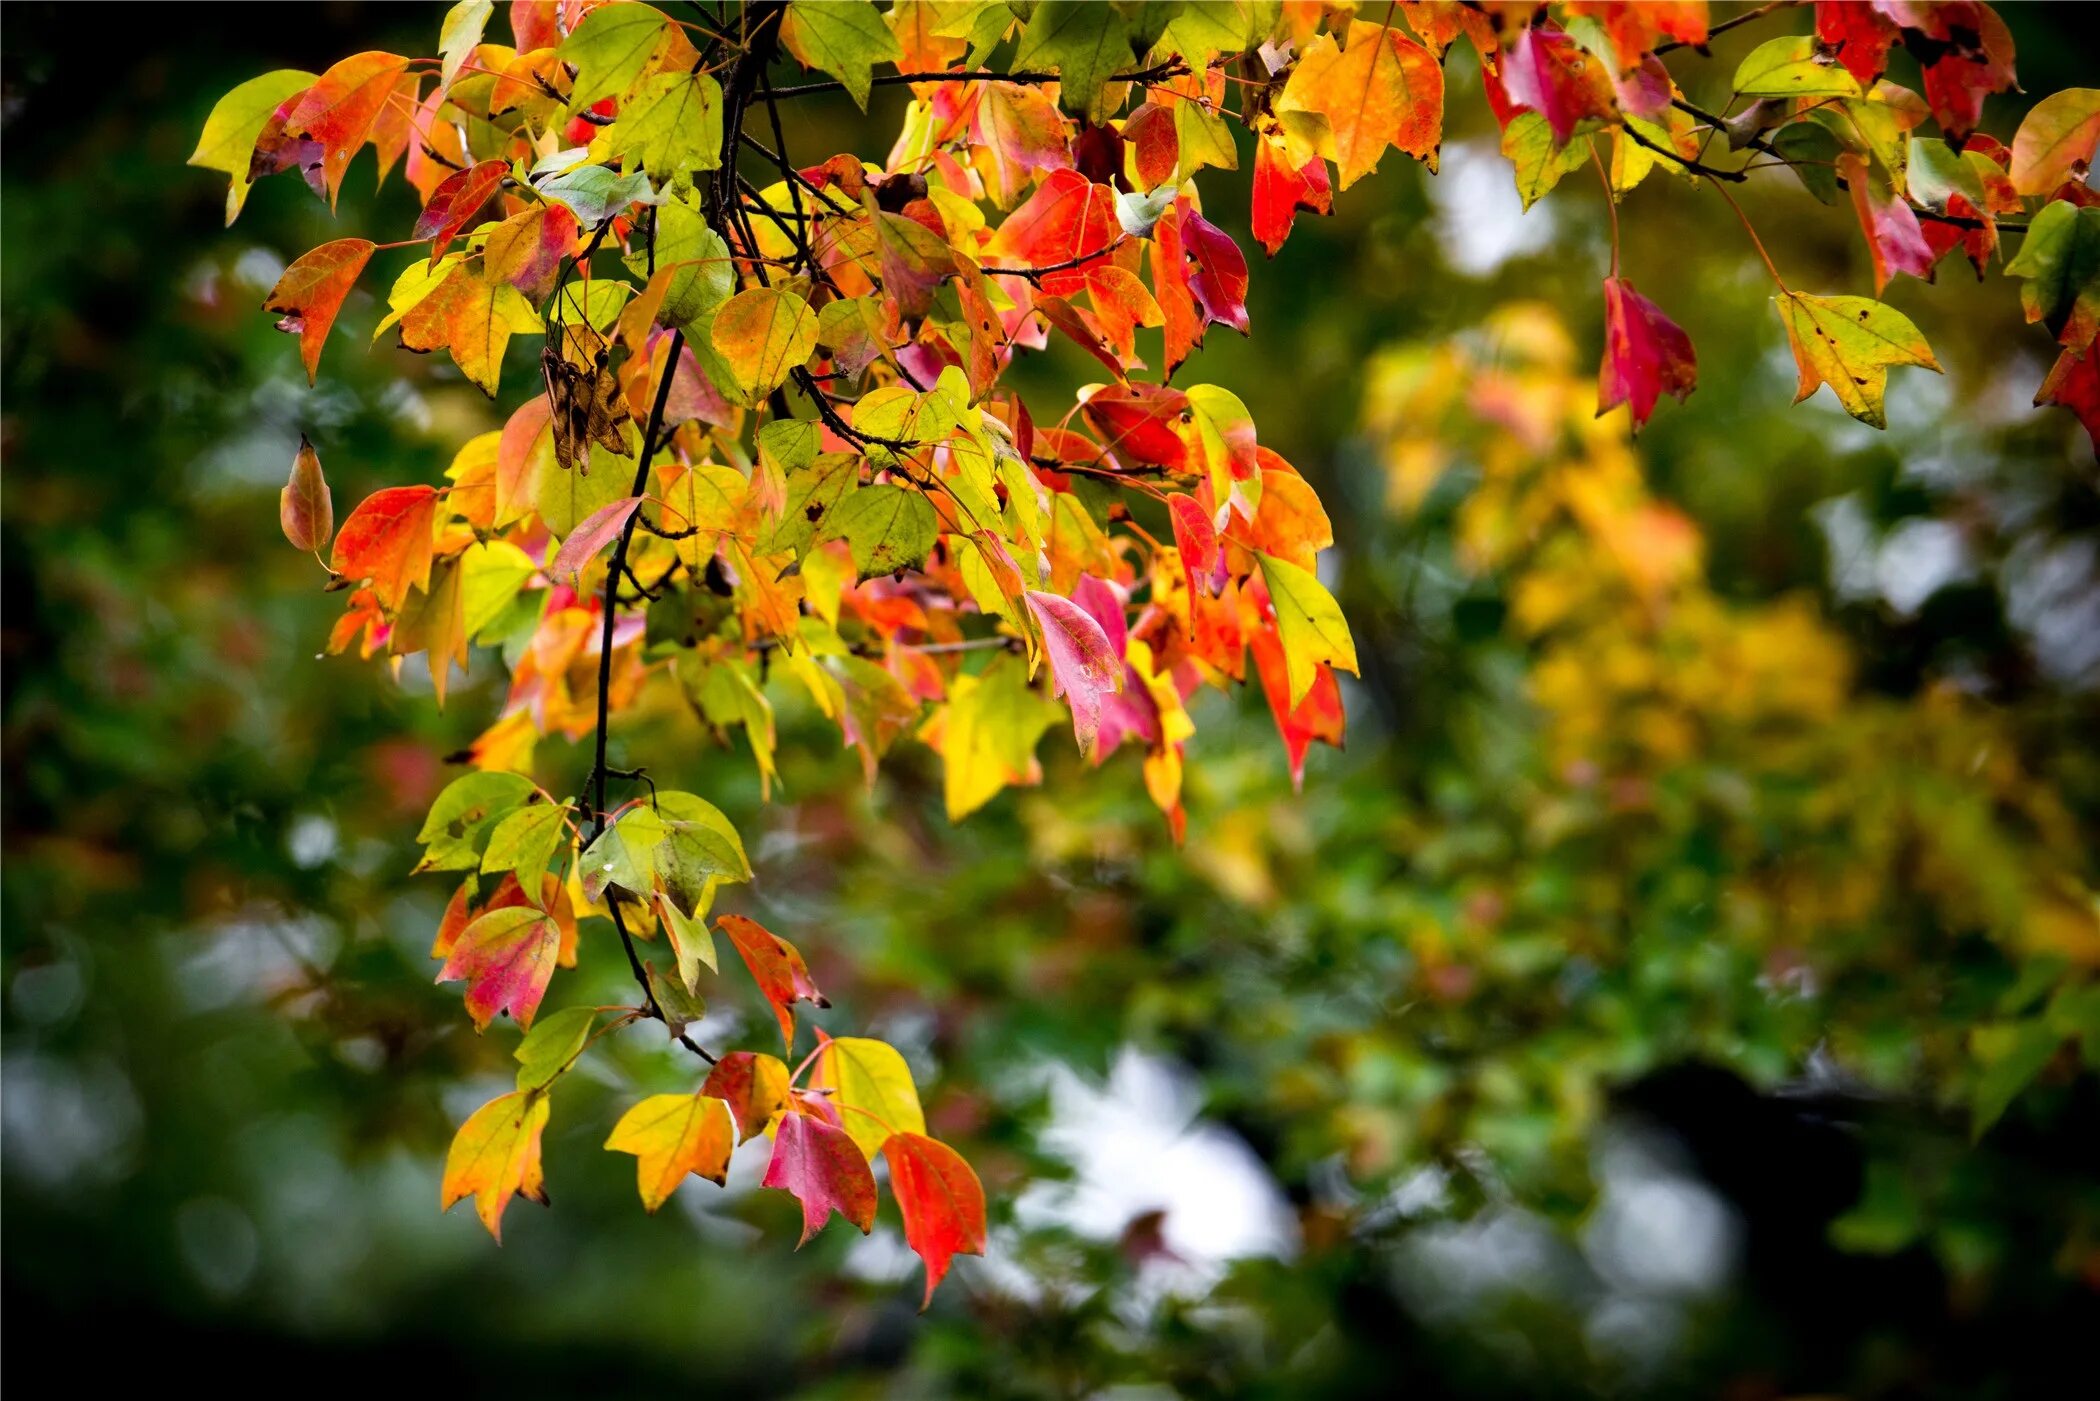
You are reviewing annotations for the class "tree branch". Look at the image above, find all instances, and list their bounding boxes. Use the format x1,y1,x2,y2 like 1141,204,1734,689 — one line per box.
765,59,1186,101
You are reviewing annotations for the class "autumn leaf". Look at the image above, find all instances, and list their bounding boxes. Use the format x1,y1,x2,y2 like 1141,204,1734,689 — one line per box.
781,0,901,110
1732,34,1860,100
1250,132,1332,258
1025,589,1122,759
190,69,315,224
438,902,563,1031
1498,24,1613,148
1012,0,1131,123
823,484,938,579
280,435,333,552
396,262,543,397
808,1034,926,1160
2011,88,2100,196
1774,291,1942,429
718,913,828,1051
265,238,376,386
558,1,670,110
973,81,1071,206
414,159,509,264
605,1092,736,1211
1276,20,1443,190
883,1133,987,1307
1597,276,1697,432
1841,153,1938,294
602,70,724,177
704,1051,792,1142
513,1004,595,1092
710,287,819,407
330,484,437,610
762,1108,877,1244
2037,345,2100,453
2004,200,2100,350
987,169,1117,296
925,652,1062,821
283,51,412,206
441,1089,550,1241
549,496,642,585
1258,552,1359,708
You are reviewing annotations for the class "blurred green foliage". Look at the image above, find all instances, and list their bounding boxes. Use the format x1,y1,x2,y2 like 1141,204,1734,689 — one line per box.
6,4,2100,1397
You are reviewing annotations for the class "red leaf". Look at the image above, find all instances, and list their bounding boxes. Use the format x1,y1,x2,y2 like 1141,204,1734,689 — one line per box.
1166,493,1219,581
988,169,1117,295
549,496,642,584
416,159,511,263
1816,2,1899,85
1149,206,1203,374
762,1110,876,1245
1125,104,1179,189
1251,133,1331,258
1250,626,1346,790
718,913,828,1051
1597,276,1697,431
330,484,437,610
1079,382,1194,473
1842,153,1939,293
1499,25,1614,147
1025,589,1123,758
510,0,561,51
883,1133,987,1307
437,903,561,1031
1181,208,1250,336
2037,346,2100,456
280,435,334,552
264,238,376,385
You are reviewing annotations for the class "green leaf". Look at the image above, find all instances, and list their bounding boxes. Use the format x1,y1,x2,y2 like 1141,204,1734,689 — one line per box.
781,0,902,110
708,287,819,406
1970,1019,2062,1137
603,70,724,179
1907,136,1984,212
1773,121,1842,204
1258,552,1359,707
583,791,750,913
416,772,537,873
1773,291,1942,429
625,197,734,326
515,1005,597,1091
189,69,316,224
822,483,938,579
536,163,663,226
438,0,494,94
2004,200,2100,345
534,423,637,537
762,451,861,556
1732,35,1860,99
1503,112,1588,211
559,1,671,110
646,962,708,1037
1014,0,1133,123
459,540,540,639
481,801,571,882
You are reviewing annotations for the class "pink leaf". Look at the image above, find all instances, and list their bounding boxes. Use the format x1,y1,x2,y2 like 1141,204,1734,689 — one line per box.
1181,209,1250,335
1598,276,1697,432
762,1110,876,1245
550,497,642,585
1025,589,1123,759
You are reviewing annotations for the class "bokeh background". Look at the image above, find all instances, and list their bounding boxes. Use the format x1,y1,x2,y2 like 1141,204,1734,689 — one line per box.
6,3,2100,1395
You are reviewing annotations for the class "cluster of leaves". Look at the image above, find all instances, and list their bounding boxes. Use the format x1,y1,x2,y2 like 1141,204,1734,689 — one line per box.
195,0,2096,1293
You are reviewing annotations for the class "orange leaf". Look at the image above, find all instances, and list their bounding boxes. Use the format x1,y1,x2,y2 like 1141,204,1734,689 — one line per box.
604,1092,736,1211
264,238,376,385
284,51,412,206
717,913,828,1051
883,1132,987,1307
702,1050,792,1142
280,435,334,552
437,902,562,1031
441,1089,549,1241
416,159,511,264
330,484,437,610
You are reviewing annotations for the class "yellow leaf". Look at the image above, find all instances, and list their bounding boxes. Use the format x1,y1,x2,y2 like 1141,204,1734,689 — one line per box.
1774,291,1942,430
1257,552,1359,707
604,1092,736,1210
809,1035,926,1159
441,1089,550,1241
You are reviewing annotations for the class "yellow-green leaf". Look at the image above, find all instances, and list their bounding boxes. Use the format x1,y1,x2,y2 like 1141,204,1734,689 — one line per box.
1774,291,1942,430
809,1035,926,1159
604,1092,735,1210
1257,552,1359,707
190,69,316,224
709,287,819,407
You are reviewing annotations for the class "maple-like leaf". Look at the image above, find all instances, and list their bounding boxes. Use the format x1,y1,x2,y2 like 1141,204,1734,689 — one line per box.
513,1004,595,1093
280,435,334,553
710,287,819,407
558,1,670,110
1841,153,1938,294
438,902,563,1031
2011,88,2100,197
605,1092,736,1211
1277,20,1443,189
283,50,412,206
190,69,316,224
2004,200,2100,350
1166,492,1219,581
549,496,642,584
1816,1,1899,86
1774,291,1943,429
883,1132,987,1308
1025,589,1122,759
1012,0,1132,123
1257,552,1360,708
415,159,509,264
762,1108,877,1245
1250,132,1332,258
703,1051,791,1142
988,169,1118,296
925,653,1062,821
1499,24,1614,147
1180,208,1250,336
441,1089,550,1242
330,484,437,610
808,1034,926,1161
2036,345,2100,454
718,913,828,1051
264,238,376,385
781,0,901,110
1597,276,1697,432
396,261,544,397
1732,34,1861,100
1079,382,1194,472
